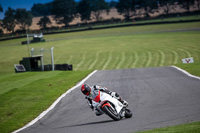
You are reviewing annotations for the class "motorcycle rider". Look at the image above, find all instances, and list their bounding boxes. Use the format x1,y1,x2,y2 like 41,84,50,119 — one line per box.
81,84,128,116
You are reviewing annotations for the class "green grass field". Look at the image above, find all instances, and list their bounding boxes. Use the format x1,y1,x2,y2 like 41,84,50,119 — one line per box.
0,22,200,133
136,121,200,133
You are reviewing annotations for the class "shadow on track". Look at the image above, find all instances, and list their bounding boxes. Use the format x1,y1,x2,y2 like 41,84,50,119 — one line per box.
53,120,115,129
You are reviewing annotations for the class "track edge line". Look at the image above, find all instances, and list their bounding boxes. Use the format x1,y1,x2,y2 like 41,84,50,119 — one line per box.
171,66,200,80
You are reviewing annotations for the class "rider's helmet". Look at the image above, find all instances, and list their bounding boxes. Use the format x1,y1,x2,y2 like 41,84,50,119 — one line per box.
81,84,91,96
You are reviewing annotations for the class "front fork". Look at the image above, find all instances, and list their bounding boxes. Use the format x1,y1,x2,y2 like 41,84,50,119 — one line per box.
119,107,126,118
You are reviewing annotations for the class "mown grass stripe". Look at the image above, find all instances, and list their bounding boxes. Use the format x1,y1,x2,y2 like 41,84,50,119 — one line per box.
169,49,179,64
158,50,165,66
146,51,152,67
75,53,86,70
125,52,133,68
89,52,100,70
116,52,125,69
179,48,192,57
102,51,112,70
111,53,120,69
67,55,73,64
154,51,160,67
97,52,108,70
131,51,139,68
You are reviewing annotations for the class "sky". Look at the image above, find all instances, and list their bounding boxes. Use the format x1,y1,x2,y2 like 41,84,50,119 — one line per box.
0,0,118,19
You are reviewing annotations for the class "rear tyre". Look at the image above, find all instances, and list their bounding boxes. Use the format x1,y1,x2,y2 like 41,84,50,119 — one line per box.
125,108,132,118
102,105,121,121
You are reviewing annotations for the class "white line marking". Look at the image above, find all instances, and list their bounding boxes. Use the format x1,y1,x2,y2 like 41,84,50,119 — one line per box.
12,70,98,133
171,66,200,80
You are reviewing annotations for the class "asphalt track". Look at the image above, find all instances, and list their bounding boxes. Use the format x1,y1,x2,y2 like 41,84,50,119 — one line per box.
19,67,200,133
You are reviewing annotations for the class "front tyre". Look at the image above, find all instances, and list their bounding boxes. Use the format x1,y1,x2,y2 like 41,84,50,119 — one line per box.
125,108,132,118
102,105,121,121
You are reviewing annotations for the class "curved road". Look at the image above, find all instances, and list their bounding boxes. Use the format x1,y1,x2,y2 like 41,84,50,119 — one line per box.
20,67,200,133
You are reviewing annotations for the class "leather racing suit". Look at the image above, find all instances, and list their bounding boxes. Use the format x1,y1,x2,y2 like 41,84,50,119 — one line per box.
85,85,127,116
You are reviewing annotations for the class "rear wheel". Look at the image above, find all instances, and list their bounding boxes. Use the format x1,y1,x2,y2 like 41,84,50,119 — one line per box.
102,105,121,121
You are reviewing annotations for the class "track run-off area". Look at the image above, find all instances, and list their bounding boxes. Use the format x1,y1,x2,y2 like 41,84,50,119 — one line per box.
16,66,200,133
59,28,200,71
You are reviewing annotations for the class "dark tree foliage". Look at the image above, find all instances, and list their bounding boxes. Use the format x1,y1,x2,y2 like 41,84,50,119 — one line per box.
159,0,177,15
2,7,16,33
197,0,200,11
108,1,118,8
0,4,3,12
77,0,92,22
178,0,195,12
37,16,52,29
91,0,110,21
116,0,137,20
52,0,77,27
0,4,3,29
31,2,53,17
0,29,3,35
15,9,33,30
138,0,159,17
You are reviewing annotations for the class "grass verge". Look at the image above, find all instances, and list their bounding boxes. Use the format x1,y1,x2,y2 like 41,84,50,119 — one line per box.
0,70,91,133
176,63,200,77
135,121,200,133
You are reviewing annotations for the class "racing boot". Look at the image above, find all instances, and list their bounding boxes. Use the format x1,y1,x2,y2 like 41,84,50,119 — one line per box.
110,92,128,107
95,109,103,116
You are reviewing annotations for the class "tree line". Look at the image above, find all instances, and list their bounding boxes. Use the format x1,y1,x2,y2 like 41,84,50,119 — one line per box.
0,0,200,34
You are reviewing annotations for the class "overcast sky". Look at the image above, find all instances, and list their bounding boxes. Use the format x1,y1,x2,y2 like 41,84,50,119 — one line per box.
0,0,118,19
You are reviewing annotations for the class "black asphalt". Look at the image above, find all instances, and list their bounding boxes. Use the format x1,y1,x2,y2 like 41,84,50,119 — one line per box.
20,67,200,133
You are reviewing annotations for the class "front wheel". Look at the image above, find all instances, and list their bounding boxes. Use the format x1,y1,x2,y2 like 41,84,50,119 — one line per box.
125,108,132,118
102,105,121,121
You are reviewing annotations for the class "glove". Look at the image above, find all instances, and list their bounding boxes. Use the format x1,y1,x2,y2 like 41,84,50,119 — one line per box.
110,92,116,97
87,101,94,110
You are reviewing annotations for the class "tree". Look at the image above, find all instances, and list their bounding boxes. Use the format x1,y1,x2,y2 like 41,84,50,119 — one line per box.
37,16,52,29
77,0,92,22
0,4,3,12
116,0,137,20
0,4,3,29
52,0,77,26
15,9,33,31
108,1,118,8
178,0,195,12
91,0,110,21
159,0,177,15
31,2,53,17
2,7,16,33
138,0,159,17
196,0,200,11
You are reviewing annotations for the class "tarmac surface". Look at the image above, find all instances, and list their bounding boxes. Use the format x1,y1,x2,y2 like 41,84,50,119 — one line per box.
20,67,200,133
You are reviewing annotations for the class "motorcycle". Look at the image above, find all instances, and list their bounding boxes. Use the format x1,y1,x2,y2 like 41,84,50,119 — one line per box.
87,90,132,121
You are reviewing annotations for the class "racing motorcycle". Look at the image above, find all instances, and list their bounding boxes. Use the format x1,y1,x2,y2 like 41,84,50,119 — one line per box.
87,90,132,121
